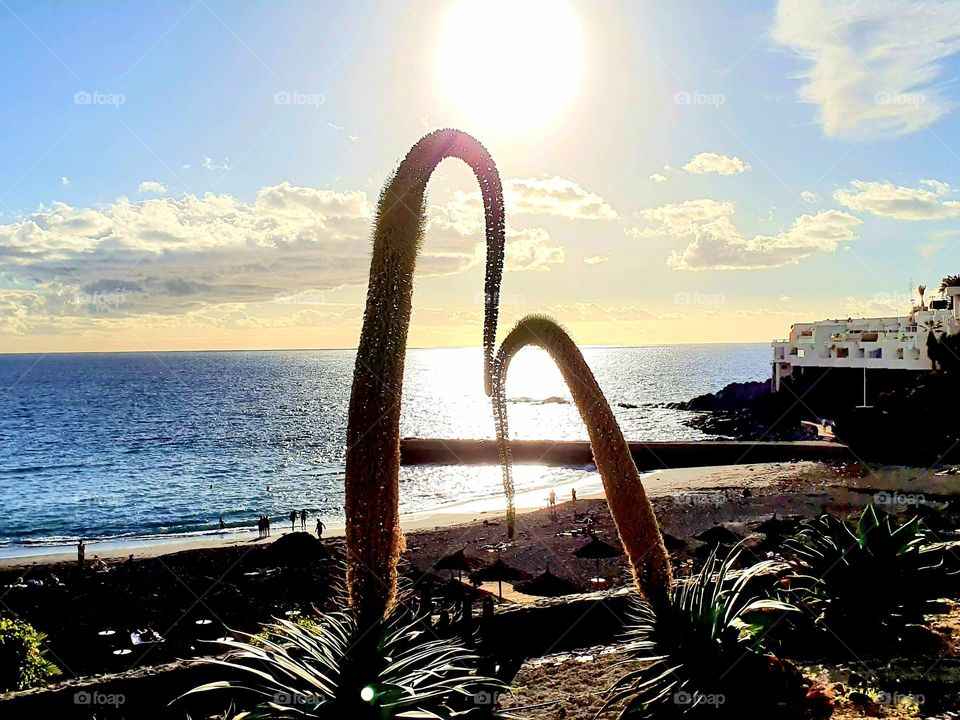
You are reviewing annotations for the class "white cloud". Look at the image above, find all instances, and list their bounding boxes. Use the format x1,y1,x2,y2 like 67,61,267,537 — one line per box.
60,176,70,187
668,210,861,270
649,172,667,183
773,0,960,139
800,191,818,203
432,175,618,233
584,255,608,264
625,198,735,239
506,176,618,220
834,179,960,220
681,152,750,176
627,198,860,270
138,181,167,195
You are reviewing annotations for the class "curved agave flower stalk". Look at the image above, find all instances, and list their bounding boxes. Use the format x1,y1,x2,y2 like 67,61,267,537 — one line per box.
346,129,506,628
492,315,671,610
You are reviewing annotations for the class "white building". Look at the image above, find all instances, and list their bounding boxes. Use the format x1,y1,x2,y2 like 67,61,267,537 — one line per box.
771,287,960,392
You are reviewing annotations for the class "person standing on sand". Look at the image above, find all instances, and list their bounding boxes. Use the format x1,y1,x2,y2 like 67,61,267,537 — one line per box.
300,509,307,531
548,490,557,508
316,518,325,540
77,539,86,568
571,488,577,502
289,510,297,532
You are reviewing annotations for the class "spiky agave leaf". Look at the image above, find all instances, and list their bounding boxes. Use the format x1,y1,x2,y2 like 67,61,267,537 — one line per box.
491,315,671,610
183,608,504,719
600,549,797,719
783,504,950,642
346,129,506,628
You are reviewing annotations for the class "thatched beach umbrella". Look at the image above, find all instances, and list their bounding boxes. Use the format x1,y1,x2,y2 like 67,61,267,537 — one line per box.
573,536,623,571
434,549,483,581
514,568,584,597
469,557,531,599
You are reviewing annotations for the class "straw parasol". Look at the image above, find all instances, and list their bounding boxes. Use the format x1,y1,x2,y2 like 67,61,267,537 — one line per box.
434,549,484,581
573,535,623,571
514,568,584,597
469,557,531,598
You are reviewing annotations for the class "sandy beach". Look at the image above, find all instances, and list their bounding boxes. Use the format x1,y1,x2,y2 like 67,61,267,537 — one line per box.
0,461,824,570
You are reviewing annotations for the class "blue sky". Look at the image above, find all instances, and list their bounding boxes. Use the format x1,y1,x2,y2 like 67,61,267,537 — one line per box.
1,0,959,352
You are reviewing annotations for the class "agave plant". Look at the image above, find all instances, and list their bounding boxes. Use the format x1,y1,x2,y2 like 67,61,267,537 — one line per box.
184,130,507,718
491,315,671,611
600,550,799,719
188,611,498,719
783,504,949,645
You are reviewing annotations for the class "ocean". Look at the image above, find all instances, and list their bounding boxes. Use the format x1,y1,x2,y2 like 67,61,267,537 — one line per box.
0,344,769,552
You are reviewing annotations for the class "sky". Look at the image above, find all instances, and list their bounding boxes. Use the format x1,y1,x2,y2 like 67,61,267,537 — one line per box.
1,0,959,353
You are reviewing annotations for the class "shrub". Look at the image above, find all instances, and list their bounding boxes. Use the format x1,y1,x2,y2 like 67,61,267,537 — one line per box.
0,616,60,692
600,550,801,718
783,504,950,646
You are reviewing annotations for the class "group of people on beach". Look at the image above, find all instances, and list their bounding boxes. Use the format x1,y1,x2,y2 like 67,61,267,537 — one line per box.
256,510,326,539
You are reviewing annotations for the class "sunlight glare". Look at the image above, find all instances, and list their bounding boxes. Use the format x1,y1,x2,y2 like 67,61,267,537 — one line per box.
437,0,584,132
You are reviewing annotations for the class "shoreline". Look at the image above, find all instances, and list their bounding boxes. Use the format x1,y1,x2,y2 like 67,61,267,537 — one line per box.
0,462,821,570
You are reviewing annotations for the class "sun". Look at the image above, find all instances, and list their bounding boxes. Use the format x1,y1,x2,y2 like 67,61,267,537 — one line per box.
437,0,584,133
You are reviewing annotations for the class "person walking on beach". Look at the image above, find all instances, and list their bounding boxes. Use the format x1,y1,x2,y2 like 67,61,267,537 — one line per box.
77,539,86,569
316,517,325,540
571,488,577,503
289,510,297,533
548,490,557,508
300,509,307,531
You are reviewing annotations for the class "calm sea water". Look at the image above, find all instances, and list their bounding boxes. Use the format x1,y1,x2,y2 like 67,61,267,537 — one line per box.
0,344,769,550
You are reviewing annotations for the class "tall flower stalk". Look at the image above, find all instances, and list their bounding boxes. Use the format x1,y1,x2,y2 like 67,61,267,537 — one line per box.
345,129,506,629
492,315,671,610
